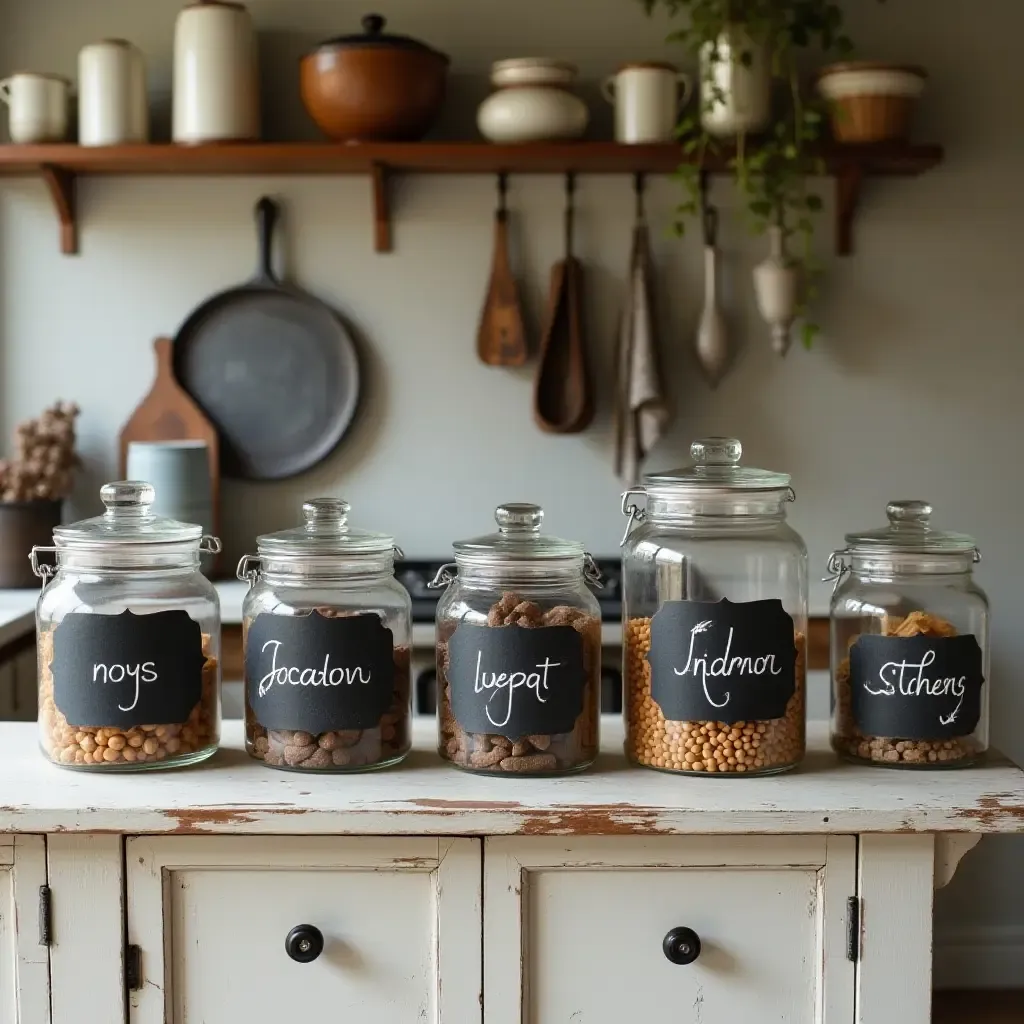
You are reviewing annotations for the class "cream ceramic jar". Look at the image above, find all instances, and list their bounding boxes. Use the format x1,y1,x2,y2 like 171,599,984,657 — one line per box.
478,58,589,143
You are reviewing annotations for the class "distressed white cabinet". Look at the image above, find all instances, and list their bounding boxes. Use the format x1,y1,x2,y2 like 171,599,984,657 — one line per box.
126,836,480,1024
0,720,1020,1024
0,836,48,1024
485,835,855,1024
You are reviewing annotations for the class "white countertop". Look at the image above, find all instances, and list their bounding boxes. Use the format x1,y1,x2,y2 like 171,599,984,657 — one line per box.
0,718,1020,837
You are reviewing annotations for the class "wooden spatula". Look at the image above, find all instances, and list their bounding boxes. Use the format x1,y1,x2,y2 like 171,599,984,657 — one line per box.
477,174,528,367
118,336,221,565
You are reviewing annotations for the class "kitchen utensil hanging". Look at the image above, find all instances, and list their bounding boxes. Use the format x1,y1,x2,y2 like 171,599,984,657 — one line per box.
172,197,361,480
477,173,528,367
533,173,593,434
694,175,730,386
614,173,668,485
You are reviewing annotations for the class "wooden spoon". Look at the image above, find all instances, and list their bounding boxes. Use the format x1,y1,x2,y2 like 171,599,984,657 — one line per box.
477,174,528,366
534,174,593,433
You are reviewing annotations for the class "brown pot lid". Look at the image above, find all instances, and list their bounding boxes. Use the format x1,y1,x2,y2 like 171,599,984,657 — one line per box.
313,13,449,63
816,60,928,80
615,60,679,73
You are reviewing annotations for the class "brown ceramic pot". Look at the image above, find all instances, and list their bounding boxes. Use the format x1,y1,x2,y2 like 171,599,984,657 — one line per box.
0,499,61,589
300,13,449,142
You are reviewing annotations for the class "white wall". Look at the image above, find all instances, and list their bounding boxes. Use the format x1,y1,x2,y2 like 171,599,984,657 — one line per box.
1,0,1022,982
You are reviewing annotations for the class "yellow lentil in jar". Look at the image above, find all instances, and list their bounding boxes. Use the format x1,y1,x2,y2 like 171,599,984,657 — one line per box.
624,617,806,773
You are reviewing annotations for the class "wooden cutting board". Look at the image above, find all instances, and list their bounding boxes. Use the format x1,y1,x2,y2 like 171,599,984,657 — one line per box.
118,336,220,561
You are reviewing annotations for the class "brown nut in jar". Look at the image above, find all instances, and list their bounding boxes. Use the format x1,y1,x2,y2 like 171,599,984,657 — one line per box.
244,619,411,771
38,628,219,769
437,591,601,775
625,616,806,773
832,611,982,767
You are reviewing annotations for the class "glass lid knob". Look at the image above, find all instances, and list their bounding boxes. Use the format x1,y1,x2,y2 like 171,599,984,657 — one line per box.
495,503,544,534
690,437,742,465
886,500,933,527
303,498,350,531
100,481,155,517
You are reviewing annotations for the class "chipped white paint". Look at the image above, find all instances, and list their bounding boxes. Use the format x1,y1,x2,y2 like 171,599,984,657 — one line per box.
6,834,48,1024
857,835,935,1024
484,836,855,1024
47,835,124,1024
125,836,481,1023
0,720,1019,837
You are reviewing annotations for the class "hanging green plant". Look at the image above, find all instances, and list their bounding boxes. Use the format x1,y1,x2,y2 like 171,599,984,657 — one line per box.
641,0,885,350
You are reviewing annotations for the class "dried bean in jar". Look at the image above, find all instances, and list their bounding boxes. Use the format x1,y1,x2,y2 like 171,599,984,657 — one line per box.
38,628,219,770
624,616,806,774
832,611,983,767
436,592,601,775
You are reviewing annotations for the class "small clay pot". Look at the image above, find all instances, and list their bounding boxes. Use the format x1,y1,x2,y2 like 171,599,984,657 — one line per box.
816,62,927,143
0,500,61,589
300,13,449,142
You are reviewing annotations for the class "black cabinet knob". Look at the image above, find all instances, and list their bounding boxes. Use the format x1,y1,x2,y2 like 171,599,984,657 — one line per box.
663,926,701,965
285,924,324,963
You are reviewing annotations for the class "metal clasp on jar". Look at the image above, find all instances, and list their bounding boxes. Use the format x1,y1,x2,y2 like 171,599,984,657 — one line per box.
584,553,604,589
201,535,223,555
619,488,648,546
236,553,262,589
428,563,457,589
29,545,57,590
823,549,850,597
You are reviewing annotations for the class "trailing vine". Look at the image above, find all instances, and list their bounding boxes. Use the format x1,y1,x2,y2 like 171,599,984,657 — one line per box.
641,0,885,347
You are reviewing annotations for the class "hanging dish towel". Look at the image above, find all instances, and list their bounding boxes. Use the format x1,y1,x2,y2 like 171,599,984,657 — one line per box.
614,220,669,486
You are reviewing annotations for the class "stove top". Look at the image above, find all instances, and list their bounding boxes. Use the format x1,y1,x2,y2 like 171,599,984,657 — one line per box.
394,558,622,623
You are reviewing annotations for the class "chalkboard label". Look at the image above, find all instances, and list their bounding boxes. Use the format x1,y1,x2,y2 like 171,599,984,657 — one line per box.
648,598,797,724
849,634,985,739
246,612,395,734
52,610,205,729
447,623,586,740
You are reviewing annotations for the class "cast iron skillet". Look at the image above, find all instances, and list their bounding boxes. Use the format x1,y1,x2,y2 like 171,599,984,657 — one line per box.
172,197,360,480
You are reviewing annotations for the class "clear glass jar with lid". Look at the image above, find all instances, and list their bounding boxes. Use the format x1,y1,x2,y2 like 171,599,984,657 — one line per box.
620,437,808,775
31,481,222,770
237,498,411,772
828,500,989,768
432,503,602,775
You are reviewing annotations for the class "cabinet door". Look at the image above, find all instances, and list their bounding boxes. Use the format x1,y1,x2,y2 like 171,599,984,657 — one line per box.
485,835,854,1024
0,835,49,1024
127,836,480,1024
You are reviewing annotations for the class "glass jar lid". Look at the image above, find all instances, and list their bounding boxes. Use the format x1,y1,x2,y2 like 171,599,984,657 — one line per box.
54,481,204,549
255,498,394,558
644,437,791,494
845,501,978,556
453,504,584,568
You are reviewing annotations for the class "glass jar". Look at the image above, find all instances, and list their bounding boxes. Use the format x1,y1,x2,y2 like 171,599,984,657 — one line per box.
31,481,221,770
828,500,989,768
433,503,602,775
620,437,808,775
237,498,411,772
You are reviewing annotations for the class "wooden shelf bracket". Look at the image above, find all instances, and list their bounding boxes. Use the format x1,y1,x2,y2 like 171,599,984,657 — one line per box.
40,165,78,256
835,165,864,257
370,162,392,254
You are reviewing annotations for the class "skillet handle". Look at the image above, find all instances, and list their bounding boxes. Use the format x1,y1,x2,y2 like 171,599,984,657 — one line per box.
254,196,279,283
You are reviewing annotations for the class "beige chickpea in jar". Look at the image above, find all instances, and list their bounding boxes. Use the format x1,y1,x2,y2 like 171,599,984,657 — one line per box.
38,628,219,768
833,611,981,766
437,592,601,774
625,617,806,773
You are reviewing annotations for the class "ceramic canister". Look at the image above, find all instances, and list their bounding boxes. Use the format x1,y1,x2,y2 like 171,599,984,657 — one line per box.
603,63,691,144
173,0,259,143
0,72,69,143
78,40,148,146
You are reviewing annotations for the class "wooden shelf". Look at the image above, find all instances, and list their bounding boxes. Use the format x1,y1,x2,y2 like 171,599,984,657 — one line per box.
0,140,944,255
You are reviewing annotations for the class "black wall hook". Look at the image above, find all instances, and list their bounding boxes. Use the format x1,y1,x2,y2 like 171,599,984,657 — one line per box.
634,172,647,222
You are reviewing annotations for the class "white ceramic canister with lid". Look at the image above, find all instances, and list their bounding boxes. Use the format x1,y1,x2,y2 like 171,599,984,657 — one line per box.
603,62,691,144
78,40,148,146
173,0,259,143
477,58,589,143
